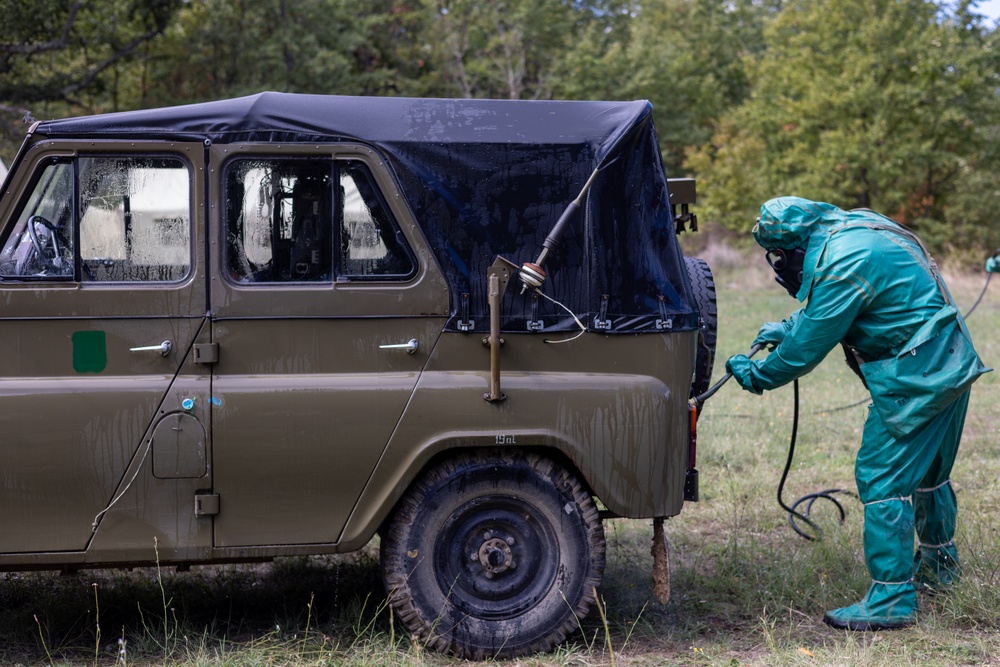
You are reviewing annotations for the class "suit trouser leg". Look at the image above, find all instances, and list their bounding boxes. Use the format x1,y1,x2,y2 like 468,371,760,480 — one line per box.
824,390,970,627
913,390,970,588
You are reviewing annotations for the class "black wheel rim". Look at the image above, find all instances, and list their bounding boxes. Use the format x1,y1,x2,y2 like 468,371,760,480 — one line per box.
434,494,561,620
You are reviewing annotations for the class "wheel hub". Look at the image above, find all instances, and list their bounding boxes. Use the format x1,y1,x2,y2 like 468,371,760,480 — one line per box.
438,496,562,616
476,534,516,577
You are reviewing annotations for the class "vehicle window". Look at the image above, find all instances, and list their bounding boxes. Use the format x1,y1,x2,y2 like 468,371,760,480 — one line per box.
224,157,414,284
78,157,191,282
225,159,332,283
0,160,75,279
0,156,191,282
337,160,414,280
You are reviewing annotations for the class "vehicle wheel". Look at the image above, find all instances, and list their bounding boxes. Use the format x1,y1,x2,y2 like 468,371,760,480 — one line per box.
380,450,606,659
684,256,718,400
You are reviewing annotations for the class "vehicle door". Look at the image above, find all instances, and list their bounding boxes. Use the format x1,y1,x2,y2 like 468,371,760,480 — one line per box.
208,145,449,547
0,144,211,561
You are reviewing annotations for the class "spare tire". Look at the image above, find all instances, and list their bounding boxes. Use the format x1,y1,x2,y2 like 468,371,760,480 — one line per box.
684,256,718,400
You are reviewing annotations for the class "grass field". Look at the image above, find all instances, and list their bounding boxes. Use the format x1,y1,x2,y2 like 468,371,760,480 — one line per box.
1,263,997,666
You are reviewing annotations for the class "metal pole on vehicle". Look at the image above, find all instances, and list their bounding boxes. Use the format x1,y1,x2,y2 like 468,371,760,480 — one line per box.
486,271,505,402
484,257,518,402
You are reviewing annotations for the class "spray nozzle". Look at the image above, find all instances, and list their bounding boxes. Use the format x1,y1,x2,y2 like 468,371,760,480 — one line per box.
690,343,763,409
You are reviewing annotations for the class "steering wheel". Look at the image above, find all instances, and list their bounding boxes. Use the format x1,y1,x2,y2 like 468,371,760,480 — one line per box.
26,215,63,261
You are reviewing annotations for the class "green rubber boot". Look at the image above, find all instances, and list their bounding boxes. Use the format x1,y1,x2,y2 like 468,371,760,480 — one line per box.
914,542,961,592
823,582,917,631
824,499,918,631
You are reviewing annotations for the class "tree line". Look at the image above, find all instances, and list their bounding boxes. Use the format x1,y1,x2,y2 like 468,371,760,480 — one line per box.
2,0,997,259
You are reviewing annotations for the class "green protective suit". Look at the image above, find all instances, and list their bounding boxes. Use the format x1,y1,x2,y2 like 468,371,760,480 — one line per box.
726,196,990,630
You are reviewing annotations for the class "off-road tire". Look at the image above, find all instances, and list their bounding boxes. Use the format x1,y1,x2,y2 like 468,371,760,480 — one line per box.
380,450,606,659
684,256,718,400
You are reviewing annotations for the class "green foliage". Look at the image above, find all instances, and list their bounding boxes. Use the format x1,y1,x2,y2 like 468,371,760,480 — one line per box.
141,0,633,105
142,0,435,105
603,0,778,174
0,0,185,157
690,0,1000,256
0,0,179,104
426,0,631,99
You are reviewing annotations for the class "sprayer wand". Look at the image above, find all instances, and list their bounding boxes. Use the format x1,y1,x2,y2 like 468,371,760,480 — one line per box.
690,343,762,410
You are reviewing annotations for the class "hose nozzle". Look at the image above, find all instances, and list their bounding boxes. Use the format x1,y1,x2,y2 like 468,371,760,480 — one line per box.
690,343,763,409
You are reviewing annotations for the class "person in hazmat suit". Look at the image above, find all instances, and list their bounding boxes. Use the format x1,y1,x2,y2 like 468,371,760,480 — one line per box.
726,196,990,631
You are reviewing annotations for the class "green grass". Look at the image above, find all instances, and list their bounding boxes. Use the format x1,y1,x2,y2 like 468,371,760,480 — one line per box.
1,267,998,666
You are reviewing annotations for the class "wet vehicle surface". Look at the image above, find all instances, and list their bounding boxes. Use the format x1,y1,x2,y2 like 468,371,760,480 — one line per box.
0,93,715,658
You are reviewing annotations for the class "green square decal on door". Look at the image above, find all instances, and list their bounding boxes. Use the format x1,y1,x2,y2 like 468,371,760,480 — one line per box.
72,331,107,373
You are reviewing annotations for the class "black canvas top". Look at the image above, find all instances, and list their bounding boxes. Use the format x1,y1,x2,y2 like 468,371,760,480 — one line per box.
34,93,698,333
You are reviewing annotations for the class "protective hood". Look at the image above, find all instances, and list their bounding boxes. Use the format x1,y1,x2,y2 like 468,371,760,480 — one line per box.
753,196,847,302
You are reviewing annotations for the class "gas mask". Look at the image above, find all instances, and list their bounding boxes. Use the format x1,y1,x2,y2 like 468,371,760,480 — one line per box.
765,247,806,298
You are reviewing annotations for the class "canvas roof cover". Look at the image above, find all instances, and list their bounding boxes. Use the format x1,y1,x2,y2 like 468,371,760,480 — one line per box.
34,92,698,334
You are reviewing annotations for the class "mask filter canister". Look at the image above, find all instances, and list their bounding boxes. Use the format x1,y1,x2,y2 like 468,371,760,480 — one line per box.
766,247,806,298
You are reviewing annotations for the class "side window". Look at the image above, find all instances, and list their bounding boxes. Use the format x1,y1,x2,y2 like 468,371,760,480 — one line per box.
78,157,190,282
0,156,191,282
224,157,414,284
337,160,415,280
225,159,332,283
0,160,75,279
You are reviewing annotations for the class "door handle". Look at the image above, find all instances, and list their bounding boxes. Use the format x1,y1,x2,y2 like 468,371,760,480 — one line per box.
130,340,173,356
379,338,418,355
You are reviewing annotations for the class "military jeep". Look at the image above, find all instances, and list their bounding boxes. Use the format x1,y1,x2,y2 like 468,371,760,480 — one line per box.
0,93,716,658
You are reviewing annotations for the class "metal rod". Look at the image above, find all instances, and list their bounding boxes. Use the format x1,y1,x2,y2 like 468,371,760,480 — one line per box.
486,271,505,402
691,344,763,409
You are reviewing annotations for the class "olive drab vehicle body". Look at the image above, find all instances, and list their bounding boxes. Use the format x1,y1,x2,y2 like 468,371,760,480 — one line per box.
0,93,716,658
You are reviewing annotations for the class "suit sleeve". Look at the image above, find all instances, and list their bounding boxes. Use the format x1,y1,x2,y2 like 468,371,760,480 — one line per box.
747,241,875,391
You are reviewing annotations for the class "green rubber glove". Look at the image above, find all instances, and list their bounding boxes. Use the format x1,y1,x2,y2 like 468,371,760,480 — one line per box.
986,255,998,273
752,321,787,350
726,354,763,394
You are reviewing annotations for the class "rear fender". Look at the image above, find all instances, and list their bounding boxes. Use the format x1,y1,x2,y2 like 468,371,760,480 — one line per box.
336,371,687,551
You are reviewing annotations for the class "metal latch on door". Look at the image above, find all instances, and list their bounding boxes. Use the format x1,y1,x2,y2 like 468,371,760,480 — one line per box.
193,343,219,364
194,493,220,516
